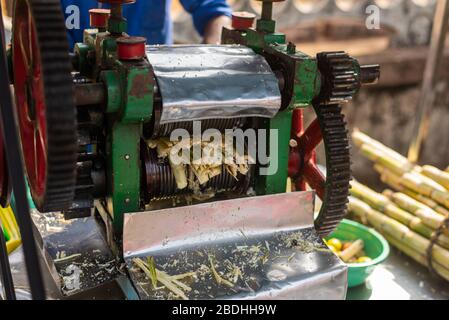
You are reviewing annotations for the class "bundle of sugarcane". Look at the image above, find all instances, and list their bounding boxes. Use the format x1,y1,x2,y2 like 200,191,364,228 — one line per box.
352,130,449,212
348,195,449,281
350,130,449,280
350,181,449,249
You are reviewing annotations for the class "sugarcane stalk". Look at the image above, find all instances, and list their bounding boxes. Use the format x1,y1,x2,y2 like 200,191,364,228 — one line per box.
376,165,449,216
351,181,434,238
383,234,449,282
422,165,449,190
352,183,449,249
349,197,449,269
388,192,445,229
375,164,406,191
352,130,413,168
360,144,409,176
374,163,449,210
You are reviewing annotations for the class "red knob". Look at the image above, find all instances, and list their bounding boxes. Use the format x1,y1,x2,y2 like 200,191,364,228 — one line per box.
231,12,256,30
117,36,147,60
89,9,110,29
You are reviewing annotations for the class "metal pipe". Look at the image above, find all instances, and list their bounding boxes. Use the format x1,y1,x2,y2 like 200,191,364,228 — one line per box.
408,0,449,163
75,83,106,106
261,1,273,21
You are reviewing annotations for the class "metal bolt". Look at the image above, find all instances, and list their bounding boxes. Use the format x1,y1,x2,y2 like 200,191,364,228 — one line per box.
124,154,130,160
289,139,298,148
124,198,131,204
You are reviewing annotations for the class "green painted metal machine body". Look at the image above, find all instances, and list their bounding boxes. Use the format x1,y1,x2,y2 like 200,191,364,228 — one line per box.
9,0,379,253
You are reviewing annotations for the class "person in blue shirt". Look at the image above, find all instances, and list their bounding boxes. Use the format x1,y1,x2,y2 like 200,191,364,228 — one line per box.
61,0,232,50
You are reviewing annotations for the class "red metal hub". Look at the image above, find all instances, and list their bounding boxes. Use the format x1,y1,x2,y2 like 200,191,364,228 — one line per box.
12,6,47,200
12,0,78,212
288,109,325,198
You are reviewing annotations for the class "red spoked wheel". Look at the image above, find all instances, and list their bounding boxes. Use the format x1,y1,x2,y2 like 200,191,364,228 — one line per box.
288,105,351,237
12,0,78,212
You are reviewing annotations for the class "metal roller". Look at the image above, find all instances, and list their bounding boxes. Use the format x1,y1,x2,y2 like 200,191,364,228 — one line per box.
142,144,251,202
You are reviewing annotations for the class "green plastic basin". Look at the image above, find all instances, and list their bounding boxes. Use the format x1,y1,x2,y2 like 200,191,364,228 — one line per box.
327,219,390,288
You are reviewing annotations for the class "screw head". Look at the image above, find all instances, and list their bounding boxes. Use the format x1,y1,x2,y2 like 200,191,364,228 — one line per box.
289,139,298,148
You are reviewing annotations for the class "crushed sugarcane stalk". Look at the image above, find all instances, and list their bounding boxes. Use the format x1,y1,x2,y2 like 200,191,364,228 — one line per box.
133,258,193,300
208,254,234,288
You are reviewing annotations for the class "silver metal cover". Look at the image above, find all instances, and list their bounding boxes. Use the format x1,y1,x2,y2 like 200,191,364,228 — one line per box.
146,45,282,124
123,192,348,300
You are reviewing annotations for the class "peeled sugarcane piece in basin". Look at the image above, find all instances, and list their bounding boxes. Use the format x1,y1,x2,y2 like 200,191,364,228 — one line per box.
338,239,364,262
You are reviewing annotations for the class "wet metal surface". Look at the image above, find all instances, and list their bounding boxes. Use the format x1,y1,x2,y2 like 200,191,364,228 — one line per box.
123,192,348,300
29,210,120,296
146,45,282,124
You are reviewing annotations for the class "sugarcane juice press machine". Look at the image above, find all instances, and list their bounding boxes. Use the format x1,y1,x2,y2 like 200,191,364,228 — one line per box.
2,0,379,299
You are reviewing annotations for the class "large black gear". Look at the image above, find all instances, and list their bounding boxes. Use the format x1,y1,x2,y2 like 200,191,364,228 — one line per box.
312,51,354,237
316,51,360,105
313,103,351,237
12,0,78,212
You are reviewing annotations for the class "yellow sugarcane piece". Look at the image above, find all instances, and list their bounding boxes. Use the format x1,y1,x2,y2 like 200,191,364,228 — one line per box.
0,206,22,254
422,165,449,191
6,239,21,255
348,197,449,268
